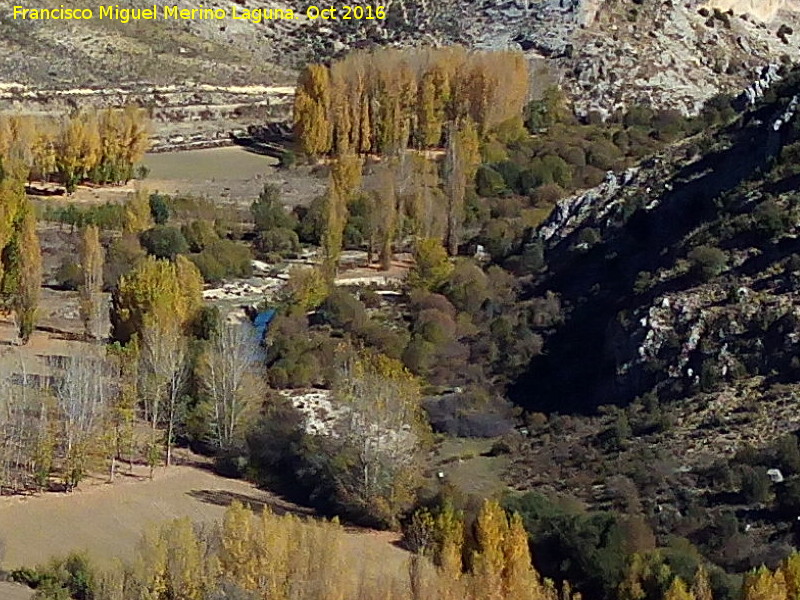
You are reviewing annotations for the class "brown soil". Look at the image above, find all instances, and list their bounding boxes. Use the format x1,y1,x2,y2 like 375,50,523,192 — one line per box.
0,582,33,600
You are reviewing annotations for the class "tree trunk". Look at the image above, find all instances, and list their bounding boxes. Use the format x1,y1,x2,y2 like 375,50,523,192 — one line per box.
166,421,173,468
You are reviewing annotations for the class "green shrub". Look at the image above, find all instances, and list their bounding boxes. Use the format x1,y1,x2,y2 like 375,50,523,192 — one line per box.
624,105,655,128
296,196,326,245
278,149,297,169
753,199,789,237
560,145,587,167
104,234,146,289
688,245,727,281
576,227,602,248
11,552,95,600
530,183,566,206
41,201,126,231
529,155,573,188
149,193,170,224
503,492,631,600
360,289,382,309
774,434,800,475
476,165,508,197
494,161,523,193
256,227,300,257
251,184,296,232
56,257,83,290
444,259,491,316
652,109,687,142
408,239,453,292
738,465,773,504
190,239,253,282
181,220,219,252
191,305,220,340
586,140,623,171
358,321,407,359
321,289,368,332
139,226,189,259
573,165,606,188
633,271,654,293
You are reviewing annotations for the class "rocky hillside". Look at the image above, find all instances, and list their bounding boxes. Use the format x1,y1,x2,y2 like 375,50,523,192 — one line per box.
514,66,800,413
500,65,800,574
2,0,800,116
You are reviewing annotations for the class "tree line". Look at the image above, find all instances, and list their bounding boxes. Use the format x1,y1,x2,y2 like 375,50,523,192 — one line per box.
293,48,518,277
293,47,529,158
0,106,150,192
16,498,800,600
0,227,266,493
15,499,576,600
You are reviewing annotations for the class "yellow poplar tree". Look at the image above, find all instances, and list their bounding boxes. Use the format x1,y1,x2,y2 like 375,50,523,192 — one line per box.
691,565,714,600
14,203,42,344
294,64,333,157
110,255,202,344
408,238,453,292
742,566,788,600
163,518,206,600
374,161,397,270
665,578,696,600
220,500,257,590
436,502,464,578
123,187,154,234
322,153,362,279
443,118,479,256
56,111,101,193
133,525,169,600
782,553,800,600
503,512,544,600
472,499,509,600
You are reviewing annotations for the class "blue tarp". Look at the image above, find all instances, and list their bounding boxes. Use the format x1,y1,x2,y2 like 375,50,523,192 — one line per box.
253,309,276,340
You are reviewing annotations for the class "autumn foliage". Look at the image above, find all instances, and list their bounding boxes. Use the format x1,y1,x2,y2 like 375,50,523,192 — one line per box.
294,47,529,157
0,106,150,192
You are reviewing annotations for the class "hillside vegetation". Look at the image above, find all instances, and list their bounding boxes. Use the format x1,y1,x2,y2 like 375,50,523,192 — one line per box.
5,41,800,600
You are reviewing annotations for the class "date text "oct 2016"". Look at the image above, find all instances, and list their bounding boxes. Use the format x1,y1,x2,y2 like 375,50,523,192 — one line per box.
306,5,386,19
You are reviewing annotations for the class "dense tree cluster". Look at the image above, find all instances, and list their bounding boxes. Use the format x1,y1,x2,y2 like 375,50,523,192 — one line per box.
0,106,150,192
294,47,529,157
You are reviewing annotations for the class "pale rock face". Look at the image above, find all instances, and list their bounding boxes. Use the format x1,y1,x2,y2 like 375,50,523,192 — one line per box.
705,0,797,22
579,0,604,26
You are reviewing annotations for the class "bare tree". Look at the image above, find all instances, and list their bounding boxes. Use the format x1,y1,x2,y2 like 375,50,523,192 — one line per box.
331,357,426,524
140,316,189,467
53,351,114,491
0,351,49,494
201,320,263,451
442,119,479,256
79,224,105,341
0,352,24,493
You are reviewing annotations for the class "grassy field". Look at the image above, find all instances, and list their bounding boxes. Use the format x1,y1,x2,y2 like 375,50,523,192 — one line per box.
0,460,408,582
143,146,326,206
425,437,511,499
